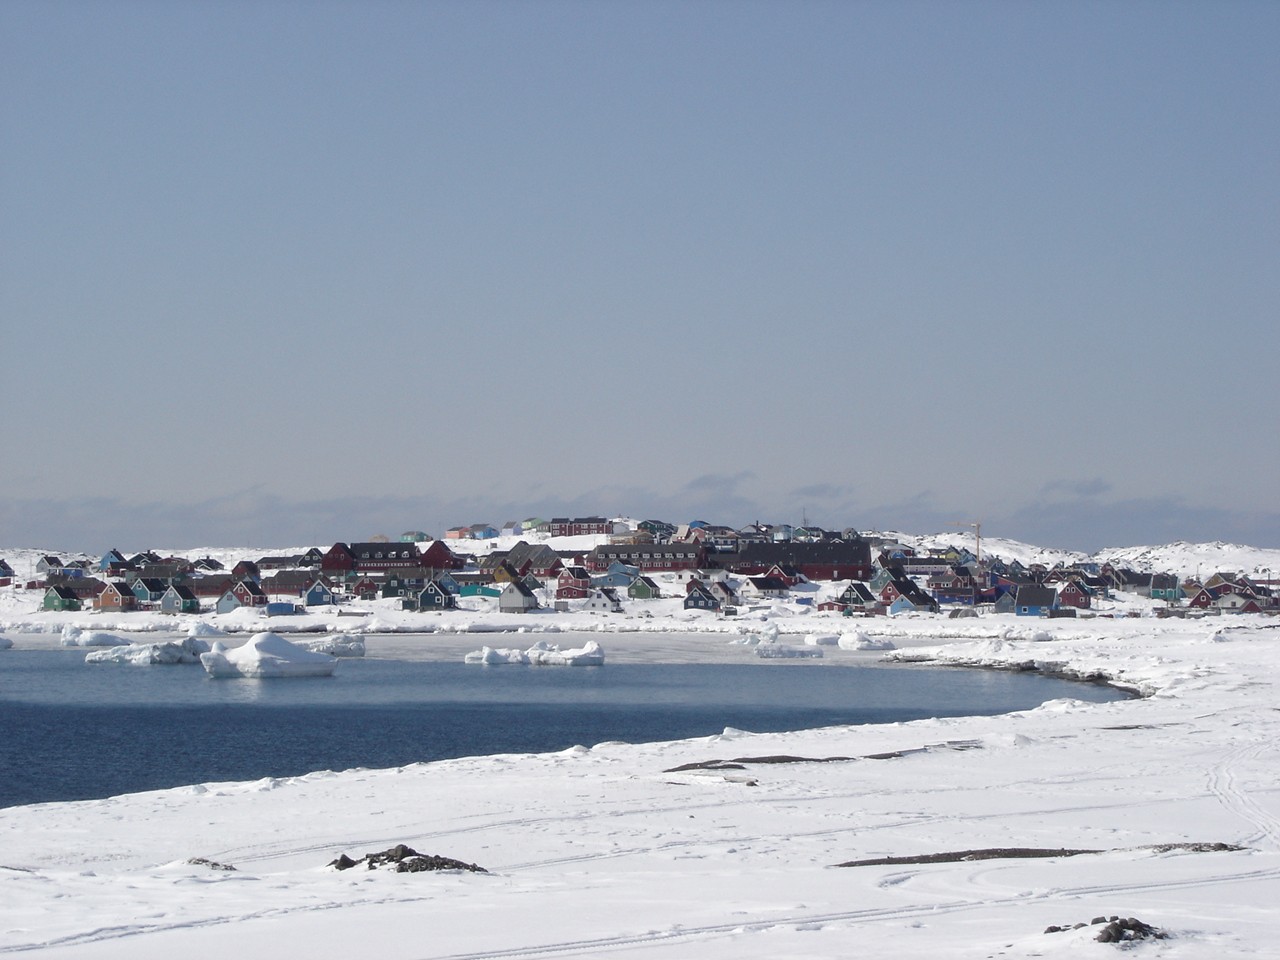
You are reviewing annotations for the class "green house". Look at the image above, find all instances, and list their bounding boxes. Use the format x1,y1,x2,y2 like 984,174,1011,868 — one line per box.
43,585,82,611
626,575,661,600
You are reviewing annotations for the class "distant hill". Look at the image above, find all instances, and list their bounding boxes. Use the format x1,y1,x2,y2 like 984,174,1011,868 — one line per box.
877,531,1280,581
3,534,1279,584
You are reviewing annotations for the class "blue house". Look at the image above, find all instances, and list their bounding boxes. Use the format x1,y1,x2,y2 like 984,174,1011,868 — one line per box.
412,580,457,610
132,577,169,604
99,548,128,573
889,594,930,615
214,590,242,614
592,570,635,589
1013,586,1058,617
304,580,335,606
683,580,720,611
459,583,502,598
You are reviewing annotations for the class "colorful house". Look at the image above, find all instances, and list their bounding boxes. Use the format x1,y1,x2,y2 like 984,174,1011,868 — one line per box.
410,580,457,611
304,580,335,606
1014,585,1058,617
1055,580,1092,610
160,584,201,614
95,581,138,612
556,566,592,600
626,575,662,600
43,585,81,611
683,579,720,611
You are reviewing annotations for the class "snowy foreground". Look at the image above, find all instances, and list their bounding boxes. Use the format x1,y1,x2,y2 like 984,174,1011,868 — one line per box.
4,618,1280,958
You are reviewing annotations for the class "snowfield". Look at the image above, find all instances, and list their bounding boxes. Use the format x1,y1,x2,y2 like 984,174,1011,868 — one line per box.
3,615,1280,958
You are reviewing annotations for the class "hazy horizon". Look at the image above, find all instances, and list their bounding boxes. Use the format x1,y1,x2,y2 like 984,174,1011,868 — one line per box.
4,2,1277,553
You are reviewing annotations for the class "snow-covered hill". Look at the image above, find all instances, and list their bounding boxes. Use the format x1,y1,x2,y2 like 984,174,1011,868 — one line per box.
1089,540,1280,579
871,531,1280,581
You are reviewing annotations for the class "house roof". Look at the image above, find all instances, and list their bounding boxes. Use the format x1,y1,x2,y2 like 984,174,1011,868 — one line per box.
1015,586,1058,607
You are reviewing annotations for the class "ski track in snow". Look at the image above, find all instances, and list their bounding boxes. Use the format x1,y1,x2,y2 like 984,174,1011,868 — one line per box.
8,858,1276,958
1207,740,1280,849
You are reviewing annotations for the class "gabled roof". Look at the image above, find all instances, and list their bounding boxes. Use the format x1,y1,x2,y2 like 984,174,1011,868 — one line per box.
1015,586,1058,607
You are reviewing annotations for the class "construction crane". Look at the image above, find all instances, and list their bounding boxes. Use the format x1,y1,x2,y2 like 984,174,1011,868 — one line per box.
949,520,982,563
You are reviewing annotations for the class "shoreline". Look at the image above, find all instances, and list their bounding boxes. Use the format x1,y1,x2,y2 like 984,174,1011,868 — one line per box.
3,616,1279,957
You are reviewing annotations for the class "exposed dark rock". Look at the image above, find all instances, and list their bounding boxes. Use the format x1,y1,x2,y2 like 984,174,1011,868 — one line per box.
663,741,980,774
836,841,1245,868
329,844,487,874
836,847,1098,868
1045,915,1169,942
186,857,236,871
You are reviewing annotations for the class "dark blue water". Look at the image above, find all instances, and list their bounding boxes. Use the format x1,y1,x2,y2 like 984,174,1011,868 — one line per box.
0,648,1126,808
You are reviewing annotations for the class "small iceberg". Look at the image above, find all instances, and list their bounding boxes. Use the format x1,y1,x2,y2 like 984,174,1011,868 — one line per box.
86,636,211,665
464,639,604,666
61,627,129,648
297,635,366,658
200,632,338,678
0,635,12,650
754,641,823,659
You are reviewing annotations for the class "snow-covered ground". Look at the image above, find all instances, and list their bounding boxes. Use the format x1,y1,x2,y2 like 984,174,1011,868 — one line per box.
3,615,1280,958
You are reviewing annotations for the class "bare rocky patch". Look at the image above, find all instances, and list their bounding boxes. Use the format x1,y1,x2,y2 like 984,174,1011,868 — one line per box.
329,843,488,874
835,841,1243,868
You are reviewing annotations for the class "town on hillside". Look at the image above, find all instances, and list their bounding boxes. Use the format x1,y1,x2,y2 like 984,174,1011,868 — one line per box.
4,516,1278,620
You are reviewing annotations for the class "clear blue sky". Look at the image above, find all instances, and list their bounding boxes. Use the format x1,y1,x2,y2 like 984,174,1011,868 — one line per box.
2,0,1277,552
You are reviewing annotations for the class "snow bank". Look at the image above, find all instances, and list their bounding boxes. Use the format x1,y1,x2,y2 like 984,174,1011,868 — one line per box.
60,627,129,648
837,631,896,650
463,639,605,666
199,632,338,678
84,636,211,665
802,633,840,646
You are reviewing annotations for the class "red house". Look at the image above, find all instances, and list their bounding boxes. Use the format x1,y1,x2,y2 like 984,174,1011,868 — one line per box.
556,566,592,600
1056,580,1092,610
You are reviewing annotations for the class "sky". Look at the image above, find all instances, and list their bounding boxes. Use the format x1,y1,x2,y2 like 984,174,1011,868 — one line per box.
2,0,1278,553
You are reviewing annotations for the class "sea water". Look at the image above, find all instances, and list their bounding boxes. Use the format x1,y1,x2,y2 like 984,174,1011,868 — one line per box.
0,644,1126,808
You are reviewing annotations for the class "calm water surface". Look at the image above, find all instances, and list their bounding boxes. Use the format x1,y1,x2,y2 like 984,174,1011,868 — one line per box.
0,640,1127,808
